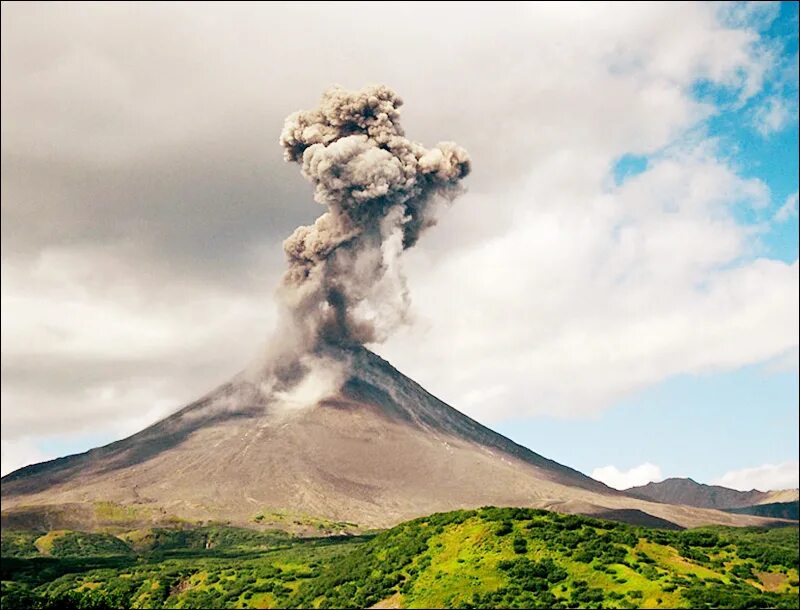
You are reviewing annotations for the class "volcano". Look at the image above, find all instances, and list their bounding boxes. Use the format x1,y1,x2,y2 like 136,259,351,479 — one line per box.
0,346,782,531
2,86,786,535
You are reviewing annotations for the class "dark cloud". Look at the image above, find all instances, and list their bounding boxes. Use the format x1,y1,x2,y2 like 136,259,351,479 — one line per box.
1,131,315,286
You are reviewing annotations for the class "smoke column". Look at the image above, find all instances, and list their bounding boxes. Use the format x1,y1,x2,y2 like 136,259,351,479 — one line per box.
248,85,470,404
277,84,471,350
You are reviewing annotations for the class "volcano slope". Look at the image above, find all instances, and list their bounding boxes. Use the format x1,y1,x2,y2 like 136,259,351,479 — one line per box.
0,347,785,531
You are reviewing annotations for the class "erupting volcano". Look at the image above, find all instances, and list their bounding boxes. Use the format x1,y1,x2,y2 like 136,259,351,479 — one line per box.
0,86,784,532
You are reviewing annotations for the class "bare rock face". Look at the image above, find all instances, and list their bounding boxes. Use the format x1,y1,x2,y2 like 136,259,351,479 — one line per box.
0,348,787,530
626,478,799,513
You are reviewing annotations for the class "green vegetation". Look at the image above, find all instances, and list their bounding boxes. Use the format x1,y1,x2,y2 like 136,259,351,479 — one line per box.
0,531,41,558
93,501,156,524
1,507,797,608
1,525,367,609
251,510,359,535
35,531,134,558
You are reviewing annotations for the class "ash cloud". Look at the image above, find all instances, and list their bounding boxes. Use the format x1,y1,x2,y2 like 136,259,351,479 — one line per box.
277,84,470,349
250,85,469,409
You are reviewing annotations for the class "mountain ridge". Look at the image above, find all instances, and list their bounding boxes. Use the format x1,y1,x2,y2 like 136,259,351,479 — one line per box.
626,477,799,510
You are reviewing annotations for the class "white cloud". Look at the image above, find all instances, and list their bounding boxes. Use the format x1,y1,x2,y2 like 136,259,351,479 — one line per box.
717,1,781,32
763,347,800,373
774,192,799,223
0,246,274,362
754,96,794,135
713,461,799,492
1,438,54,477
379,147,798,421
0,245,277,439
592,463,664,490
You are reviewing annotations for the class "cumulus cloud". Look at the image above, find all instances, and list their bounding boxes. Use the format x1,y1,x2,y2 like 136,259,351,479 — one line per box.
713,461,799,492
1,246,275,439
1,438,54,477
379,146,798,420
754,96,794,135
774,192,799,223
592,463,664,490
717,1,781,32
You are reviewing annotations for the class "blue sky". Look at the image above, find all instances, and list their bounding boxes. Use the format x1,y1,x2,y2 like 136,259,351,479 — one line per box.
496,362,798,487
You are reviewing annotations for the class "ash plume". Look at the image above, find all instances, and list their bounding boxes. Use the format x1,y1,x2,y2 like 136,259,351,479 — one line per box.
278,84,470,348
250,85,469,406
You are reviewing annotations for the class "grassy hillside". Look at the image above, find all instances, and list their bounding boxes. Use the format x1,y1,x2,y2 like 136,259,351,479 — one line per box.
295,508,798,609
1,508,797,609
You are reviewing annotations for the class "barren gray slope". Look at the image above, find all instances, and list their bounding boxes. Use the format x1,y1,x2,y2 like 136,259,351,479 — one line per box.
0,348,786,530
627,478,800,510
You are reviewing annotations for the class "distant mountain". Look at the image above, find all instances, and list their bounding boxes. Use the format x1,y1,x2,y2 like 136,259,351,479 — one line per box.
723,501,799,520
626,477,799,513
1,347,783,532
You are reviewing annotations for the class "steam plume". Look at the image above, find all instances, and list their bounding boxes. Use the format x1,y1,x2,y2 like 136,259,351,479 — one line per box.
278,84,470,348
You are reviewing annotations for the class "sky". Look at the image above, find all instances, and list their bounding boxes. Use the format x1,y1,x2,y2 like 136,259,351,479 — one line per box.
1,1,798,492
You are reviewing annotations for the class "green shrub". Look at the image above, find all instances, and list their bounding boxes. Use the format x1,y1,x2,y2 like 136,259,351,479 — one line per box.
495,521,514,536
